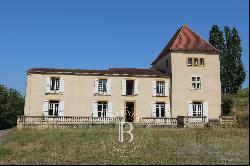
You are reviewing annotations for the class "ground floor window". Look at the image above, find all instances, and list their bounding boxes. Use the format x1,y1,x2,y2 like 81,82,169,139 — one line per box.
156,102,165,117
49,101,59,116
97,101,107,117
192,102,203,116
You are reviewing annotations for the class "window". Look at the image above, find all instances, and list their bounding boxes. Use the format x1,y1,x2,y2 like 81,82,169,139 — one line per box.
98,79,107,94
200,58,205,66
126,80,134,95
156,81,165,96
187,58,193,66
50,77,60,91
48,101,59,116
156,103,165,117
194,58,198,66
192,76,201,90
97,101,107,117
193,102,203,116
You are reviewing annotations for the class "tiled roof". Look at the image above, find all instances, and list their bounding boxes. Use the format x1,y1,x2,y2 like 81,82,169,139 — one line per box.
27,68,168,77
151,25,221,65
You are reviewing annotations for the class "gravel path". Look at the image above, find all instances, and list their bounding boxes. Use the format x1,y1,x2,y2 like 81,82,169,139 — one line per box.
0,129,12,144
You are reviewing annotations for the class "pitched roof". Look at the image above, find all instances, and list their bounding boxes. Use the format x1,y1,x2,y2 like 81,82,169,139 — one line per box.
27,68,168,77
151,24,221,65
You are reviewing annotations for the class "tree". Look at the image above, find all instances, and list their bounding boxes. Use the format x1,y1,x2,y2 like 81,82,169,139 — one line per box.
209,25,227,93
224,27,246,93
209,25,246,94
0,84,24,129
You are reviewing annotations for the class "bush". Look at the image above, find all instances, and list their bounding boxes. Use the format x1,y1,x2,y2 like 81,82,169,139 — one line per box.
0,84,24,130
221,97,234,116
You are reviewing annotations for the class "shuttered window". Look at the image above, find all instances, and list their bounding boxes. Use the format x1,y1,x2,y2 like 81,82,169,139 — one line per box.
48,101,59,116
192,102,203,116
156,103,165,117
50,78,60,91
97,101,107,117
98,79,107,94
156,81,165,96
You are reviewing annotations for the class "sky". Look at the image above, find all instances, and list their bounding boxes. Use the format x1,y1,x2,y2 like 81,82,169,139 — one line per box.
0,0,249,95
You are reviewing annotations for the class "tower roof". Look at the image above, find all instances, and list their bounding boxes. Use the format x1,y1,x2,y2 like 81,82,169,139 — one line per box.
151,25,221,65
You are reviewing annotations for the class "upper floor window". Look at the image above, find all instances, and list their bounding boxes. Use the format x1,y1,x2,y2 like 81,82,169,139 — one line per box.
45,77,64,94
187,58,193,66
200,58,205,66
50,77,60,91
187,57,205,67
194,58,199,66
98,79,107,94
121,79,139,96
156,81,165,96
192,76,201,90
94,78,111,95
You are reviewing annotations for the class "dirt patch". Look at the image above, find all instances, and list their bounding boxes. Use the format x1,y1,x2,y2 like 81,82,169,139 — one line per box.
0,129,12,143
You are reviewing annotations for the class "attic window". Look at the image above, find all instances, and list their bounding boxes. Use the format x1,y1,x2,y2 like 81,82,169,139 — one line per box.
187,58,193,66
194,58,199,66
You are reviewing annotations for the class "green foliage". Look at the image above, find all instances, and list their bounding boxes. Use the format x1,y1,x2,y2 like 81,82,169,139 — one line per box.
0,84,24,130
221,97,234,116
209,25,246,94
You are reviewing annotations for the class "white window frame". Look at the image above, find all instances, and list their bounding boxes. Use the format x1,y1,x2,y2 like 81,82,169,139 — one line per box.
98,79,107,94
156,81,165,96
192,102,203,116
155,103,165,117
200,58,205,66
191,76,202,91
187,58,193,66
97,101,107,117
50,77,60,91
48,101,59,116
194,58,199,66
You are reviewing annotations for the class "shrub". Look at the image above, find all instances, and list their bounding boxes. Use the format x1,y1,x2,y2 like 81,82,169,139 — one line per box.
221,97,234,116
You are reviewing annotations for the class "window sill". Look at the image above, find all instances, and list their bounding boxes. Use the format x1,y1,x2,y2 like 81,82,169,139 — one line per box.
95,93,111,96
45,91,63,94
122,94,138,96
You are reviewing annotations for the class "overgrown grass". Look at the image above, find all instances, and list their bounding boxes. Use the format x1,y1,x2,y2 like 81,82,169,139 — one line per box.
0,126,248,165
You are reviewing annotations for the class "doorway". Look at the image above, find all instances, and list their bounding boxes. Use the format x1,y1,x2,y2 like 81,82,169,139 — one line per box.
125,102,135,122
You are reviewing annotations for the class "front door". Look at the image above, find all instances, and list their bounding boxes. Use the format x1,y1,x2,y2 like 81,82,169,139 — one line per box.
125,102,134,122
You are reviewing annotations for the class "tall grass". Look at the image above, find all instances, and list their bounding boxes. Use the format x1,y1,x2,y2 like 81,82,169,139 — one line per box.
0,126,248,165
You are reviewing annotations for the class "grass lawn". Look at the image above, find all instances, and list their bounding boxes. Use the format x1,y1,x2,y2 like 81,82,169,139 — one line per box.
0,126,248,165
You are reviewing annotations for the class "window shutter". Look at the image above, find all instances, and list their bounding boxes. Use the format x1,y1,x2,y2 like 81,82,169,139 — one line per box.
165,102,171,117
58,101,64,116
59,78,64,94
203,101,208,123
151,102,156,117
121,79,126,95
45,77,50,93
107,79,112,95
152,80,156,96
134,80,139,95
92,101,98,117
94,79,99,94
107,101,113,117
165,80,169,96
43,100,49,116
188,101,193,116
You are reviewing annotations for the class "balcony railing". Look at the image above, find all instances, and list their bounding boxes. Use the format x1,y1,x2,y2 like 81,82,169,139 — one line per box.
140,117,177,126
17,116,122,127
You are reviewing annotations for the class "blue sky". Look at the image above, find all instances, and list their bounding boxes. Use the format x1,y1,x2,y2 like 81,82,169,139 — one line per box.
0,0,249,95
